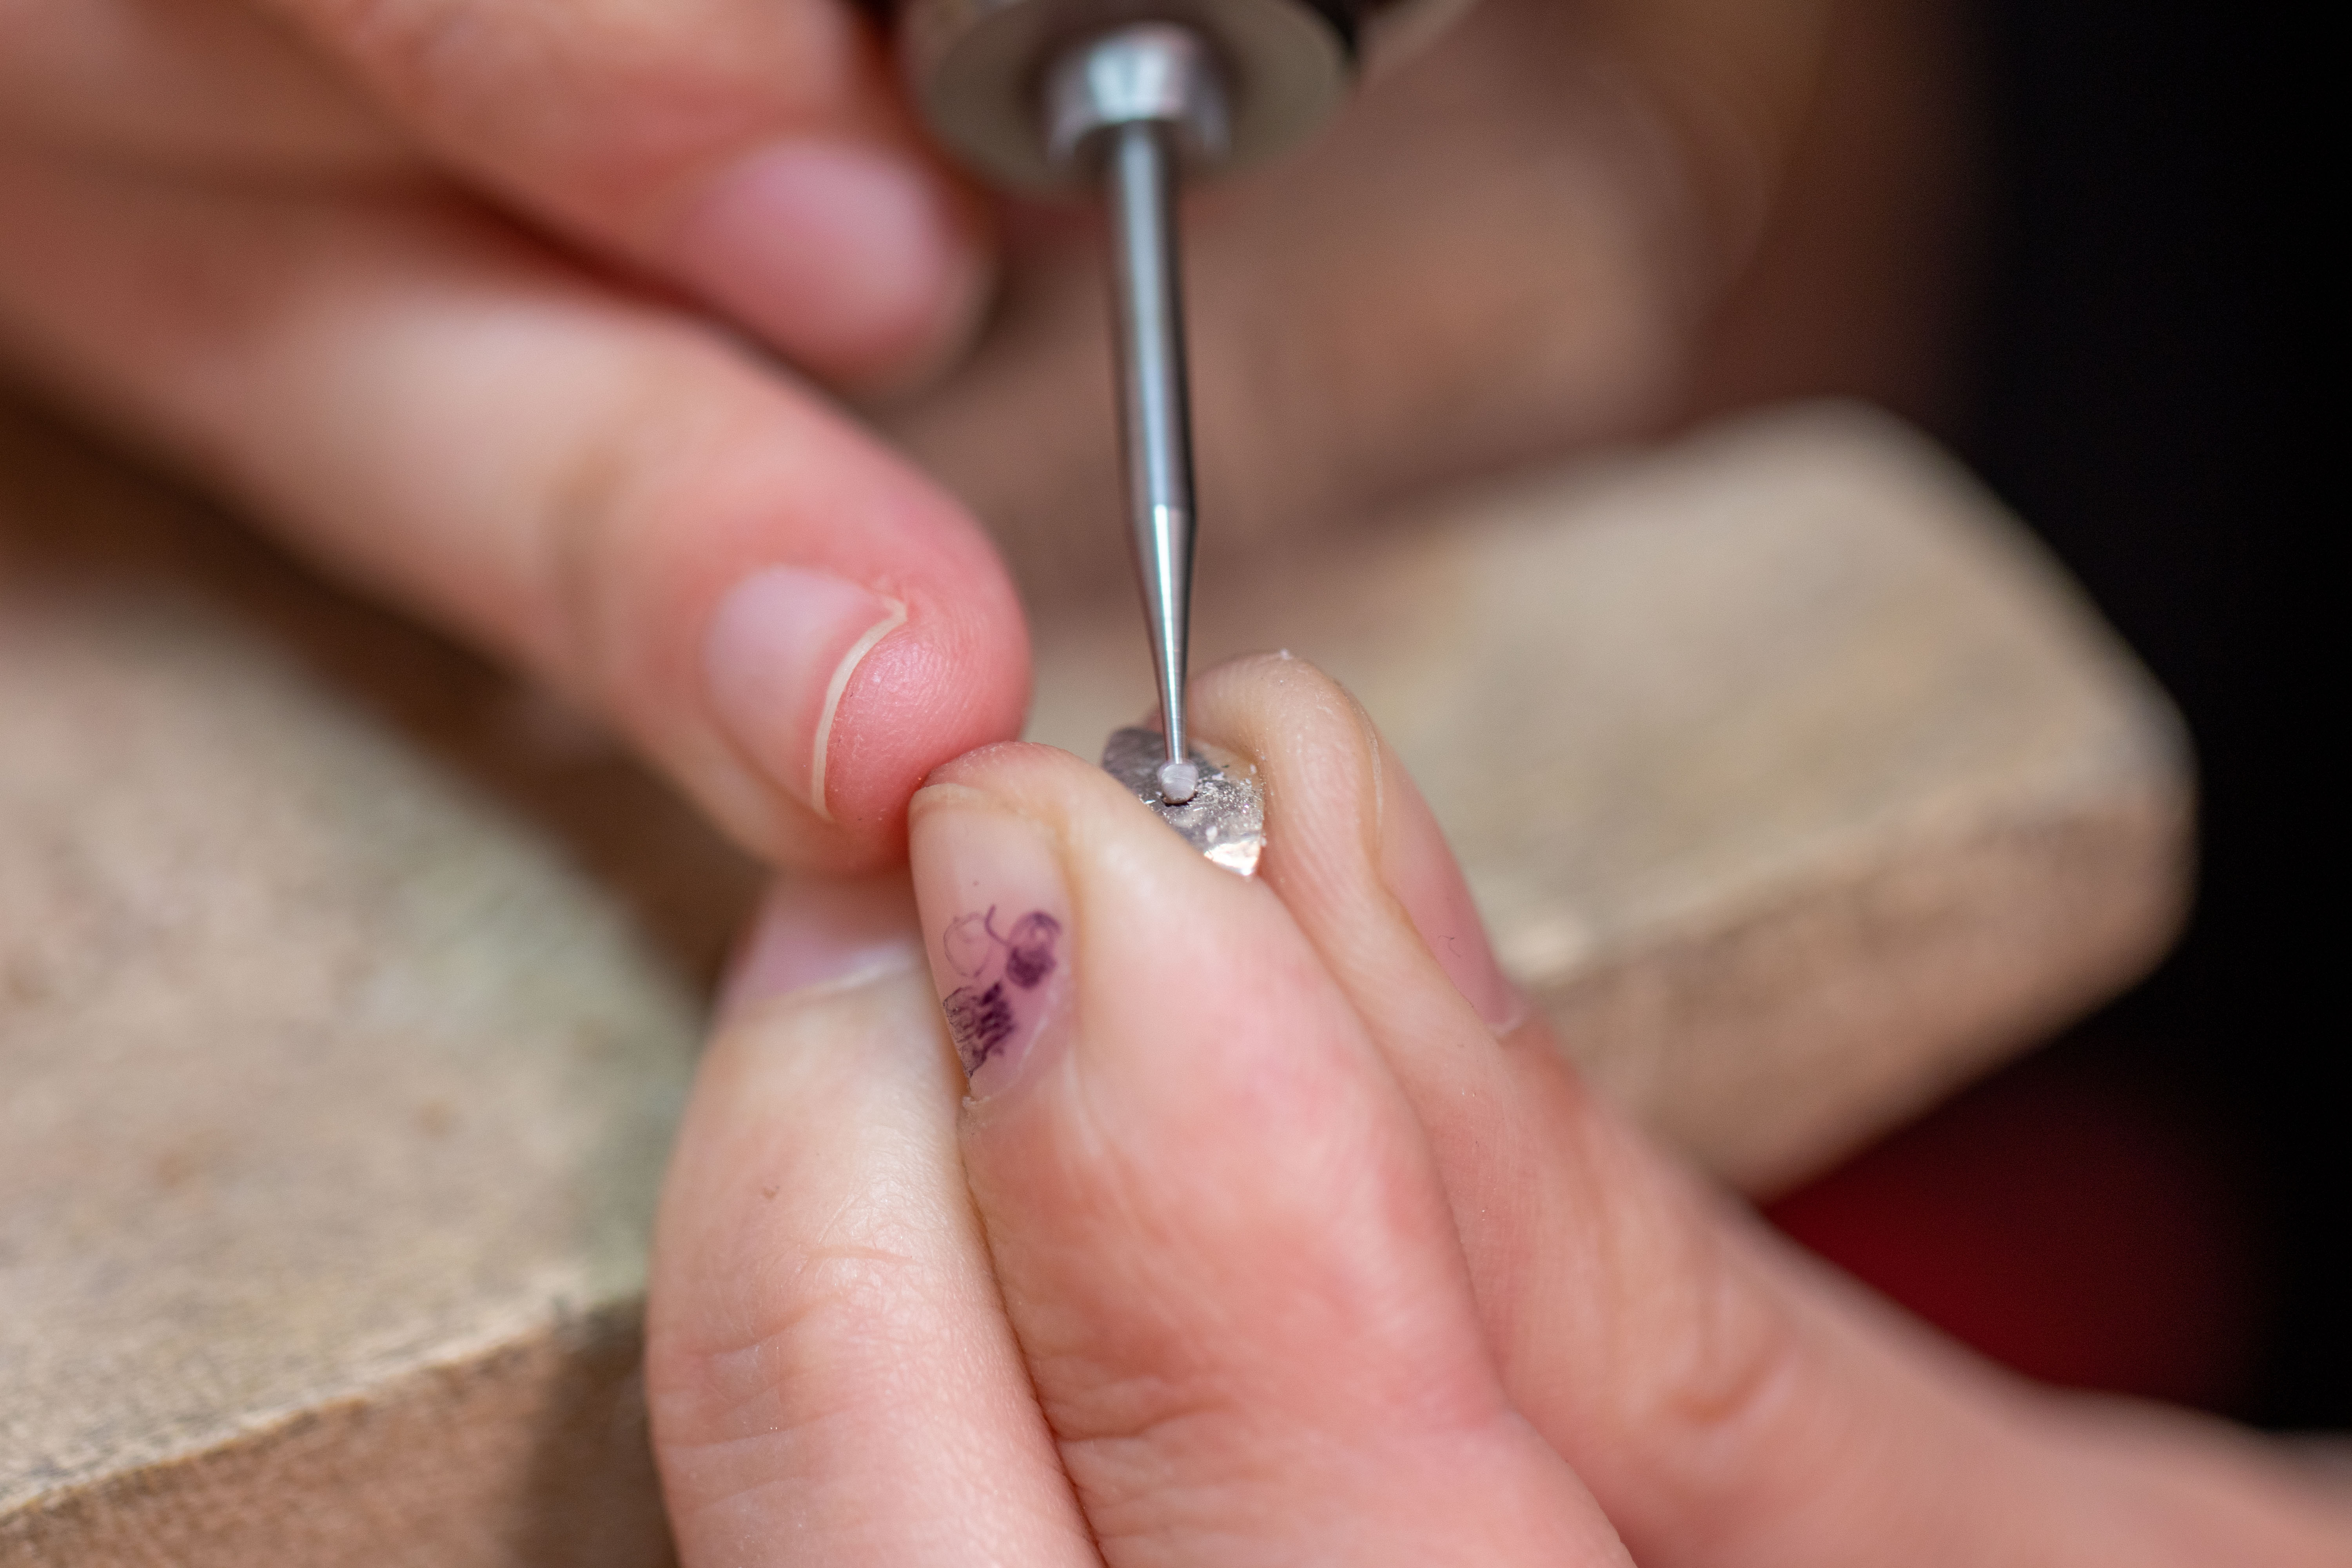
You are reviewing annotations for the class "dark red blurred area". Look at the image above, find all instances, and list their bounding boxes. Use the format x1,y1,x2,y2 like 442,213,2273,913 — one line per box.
1764,1042,2268,1413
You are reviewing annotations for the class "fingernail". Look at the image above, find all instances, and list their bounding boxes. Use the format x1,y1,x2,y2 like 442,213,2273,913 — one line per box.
908,794,1071,1099
704,566,906,822
670,141,965,375
719,875,923,1022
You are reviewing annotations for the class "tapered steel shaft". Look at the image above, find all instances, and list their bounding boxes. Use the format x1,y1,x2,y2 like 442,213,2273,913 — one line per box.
1103,116,1197,778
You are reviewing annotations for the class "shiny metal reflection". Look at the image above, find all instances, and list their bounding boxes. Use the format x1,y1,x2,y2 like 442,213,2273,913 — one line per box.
1100,726,1266,876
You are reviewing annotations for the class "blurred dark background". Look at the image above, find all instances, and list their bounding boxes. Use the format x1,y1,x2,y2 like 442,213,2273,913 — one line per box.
1771,0,2338,1428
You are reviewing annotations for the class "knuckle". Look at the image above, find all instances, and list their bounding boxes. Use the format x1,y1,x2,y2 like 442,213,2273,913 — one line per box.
1598,1169,1810,1456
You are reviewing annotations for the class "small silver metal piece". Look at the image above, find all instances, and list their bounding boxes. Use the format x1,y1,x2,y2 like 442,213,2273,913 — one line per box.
1103,726,1265,876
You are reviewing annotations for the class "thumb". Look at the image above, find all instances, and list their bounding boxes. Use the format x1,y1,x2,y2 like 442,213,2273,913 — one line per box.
906,742,1626,1566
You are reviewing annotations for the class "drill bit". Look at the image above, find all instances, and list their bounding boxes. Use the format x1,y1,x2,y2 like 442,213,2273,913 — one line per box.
1105,116,1201,803
878,0,1455,861
1048,24,1228,806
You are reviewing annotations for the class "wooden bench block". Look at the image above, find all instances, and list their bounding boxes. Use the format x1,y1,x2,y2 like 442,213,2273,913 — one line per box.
0,594,695,1564
1,399,2187,1560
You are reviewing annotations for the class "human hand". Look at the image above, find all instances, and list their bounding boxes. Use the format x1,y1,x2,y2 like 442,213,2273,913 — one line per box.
0,0,1919,869
0,0,1021,870
646,654,2350,1564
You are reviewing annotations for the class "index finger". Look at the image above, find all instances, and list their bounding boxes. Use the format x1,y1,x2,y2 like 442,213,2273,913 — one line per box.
0,147,1027,869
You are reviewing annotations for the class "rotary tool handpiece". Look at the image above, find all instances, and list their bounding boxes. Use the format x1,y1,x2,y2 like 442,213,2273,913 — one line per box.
867,0,1452,803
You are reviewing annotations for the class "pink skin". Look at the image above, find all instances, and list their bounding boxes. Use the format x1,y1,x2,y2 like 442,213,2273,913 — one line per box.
648,657,2352,1566
715,875,923,1019
0,0,1007,873
670,140,984,389
650,875,1089,1565
919,742,1621,1564
0,0,1966,884
0,154,1027,869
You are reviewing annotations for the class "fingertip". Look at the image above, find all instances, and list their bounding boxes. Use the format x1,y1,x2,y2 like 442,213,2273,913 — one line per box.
668,138,993,389
913,739,1112,814
273,0,998,393
904,737,1281,1106
652,400,1030,871
1191,652,1523,1033
813,573,1033,852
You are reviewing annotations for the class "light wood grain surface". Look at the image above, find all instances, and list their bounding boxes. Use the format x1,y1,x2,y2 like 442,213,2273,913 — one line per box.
1,398,2188,1562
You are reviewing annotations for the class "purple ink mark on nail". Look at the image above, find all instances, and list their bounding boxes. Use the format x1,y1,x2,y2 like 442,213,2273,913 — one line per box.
937,908,1062,1076
1003,911,1061,989
944,981,1014,1074
943,911,993,979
